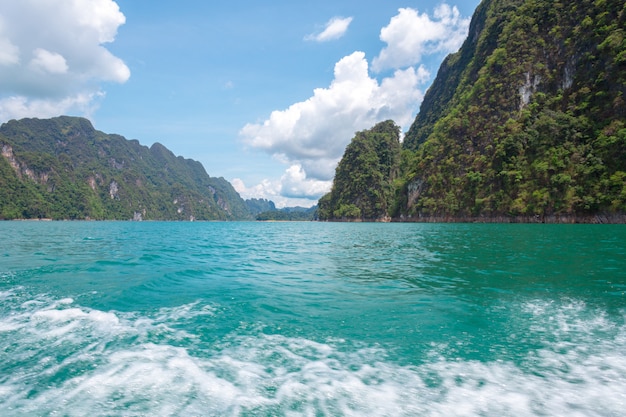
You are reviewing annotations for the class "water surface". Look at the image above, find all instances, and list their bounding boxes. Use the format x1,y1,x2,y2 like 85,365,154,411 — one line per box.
1,222,625,416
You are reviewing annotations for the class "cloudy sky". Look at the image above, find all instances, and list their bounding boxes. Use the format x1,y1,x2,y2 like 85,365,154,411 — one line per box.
0,0,480,207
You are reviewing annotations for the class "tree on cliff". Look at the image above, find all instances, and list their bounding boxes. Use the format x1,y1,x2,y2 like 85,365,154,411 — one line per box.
318,120,402,221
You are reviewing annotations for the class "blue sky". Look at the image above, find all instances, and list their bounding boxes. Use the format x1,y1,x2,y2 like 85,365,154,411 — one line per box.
0,0,480,207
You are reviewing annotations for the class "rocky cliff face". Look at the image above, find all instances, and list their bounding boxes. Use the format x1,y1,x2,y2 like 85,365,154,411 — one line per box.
323,0,626,221
0,116,252,220
402,0,626,219
407,0,626,150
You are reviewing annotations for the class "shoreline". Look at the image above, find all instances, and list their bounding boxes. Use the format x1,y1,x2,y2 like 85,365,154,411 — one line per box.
392,214,626,224
322,213,626,224
5,214,626,224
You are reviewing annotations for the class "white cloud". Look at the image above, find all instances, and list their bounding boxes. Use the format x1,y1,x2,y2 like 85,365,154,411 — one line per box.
372,4,470,72
0,92,104,122
280,164,332,199
0,18,19,66
232,178,279,201
240,4,472,207
0,0,129,122
240,51,425,182
232,166,331,208
305,16,353,42
0,37,19,66
30,49,69,74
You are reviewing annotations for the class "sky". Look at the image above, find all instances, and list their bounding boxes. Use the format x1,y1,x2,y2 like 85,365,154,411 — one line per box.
0,0,481,208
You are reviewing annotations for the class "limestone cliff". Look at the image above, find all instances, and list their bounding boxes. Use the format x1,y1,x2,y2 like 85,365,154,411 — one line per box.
0,116,252,220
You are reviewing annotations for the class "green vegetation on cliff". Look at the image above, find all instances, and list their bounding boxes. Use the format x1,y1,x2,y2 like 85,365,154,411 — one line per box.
245,198,276,216
318,120,403,220
255,206,317,221
321,0,626,221
0,116,252,220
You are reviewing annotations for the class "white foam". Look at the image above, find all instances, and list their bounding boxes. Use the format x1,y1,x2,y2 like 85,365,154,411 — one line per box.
30,307,122,341
2,294,626,416
66,344,250,413
154,301,216,322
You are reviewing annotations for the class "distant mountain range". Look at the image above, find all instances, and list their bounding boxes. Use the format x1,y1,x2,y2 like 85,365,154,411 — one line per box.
0,116,253,220
320,0,626,222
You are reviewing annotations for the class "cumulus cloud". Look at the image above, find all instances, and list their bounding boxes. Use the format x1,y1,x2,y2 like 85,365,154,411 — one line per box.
305,17,353,42
0,92,104,123
0,29,19,66
240,4,472,206
232,178,279,202
30,49,69,74
372,4,470,72
280,164,333,199
0,0,129,122
241,51,426,182
239,51,428,205
232,166,332,208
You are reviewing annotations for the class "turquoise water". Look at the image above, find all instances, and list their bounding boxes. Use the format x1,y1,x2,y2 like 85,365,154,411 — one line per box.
1,222,625,416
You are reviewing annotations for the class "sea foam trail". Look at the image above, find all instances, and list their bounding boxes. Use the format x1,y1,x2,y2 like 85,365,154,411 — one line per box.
1,291,626,416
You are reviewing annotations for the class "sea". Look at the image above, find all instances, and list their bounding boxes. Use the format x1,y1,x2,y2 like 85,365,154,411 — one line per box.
1,221,625,416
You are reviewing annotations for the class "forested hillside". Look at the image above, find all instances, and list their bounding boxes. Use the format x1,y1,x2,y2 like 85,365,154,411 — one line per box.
321,0,626,222
318,120,404,221
0,116,252,220
255,205,318,221
245,198,276,215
